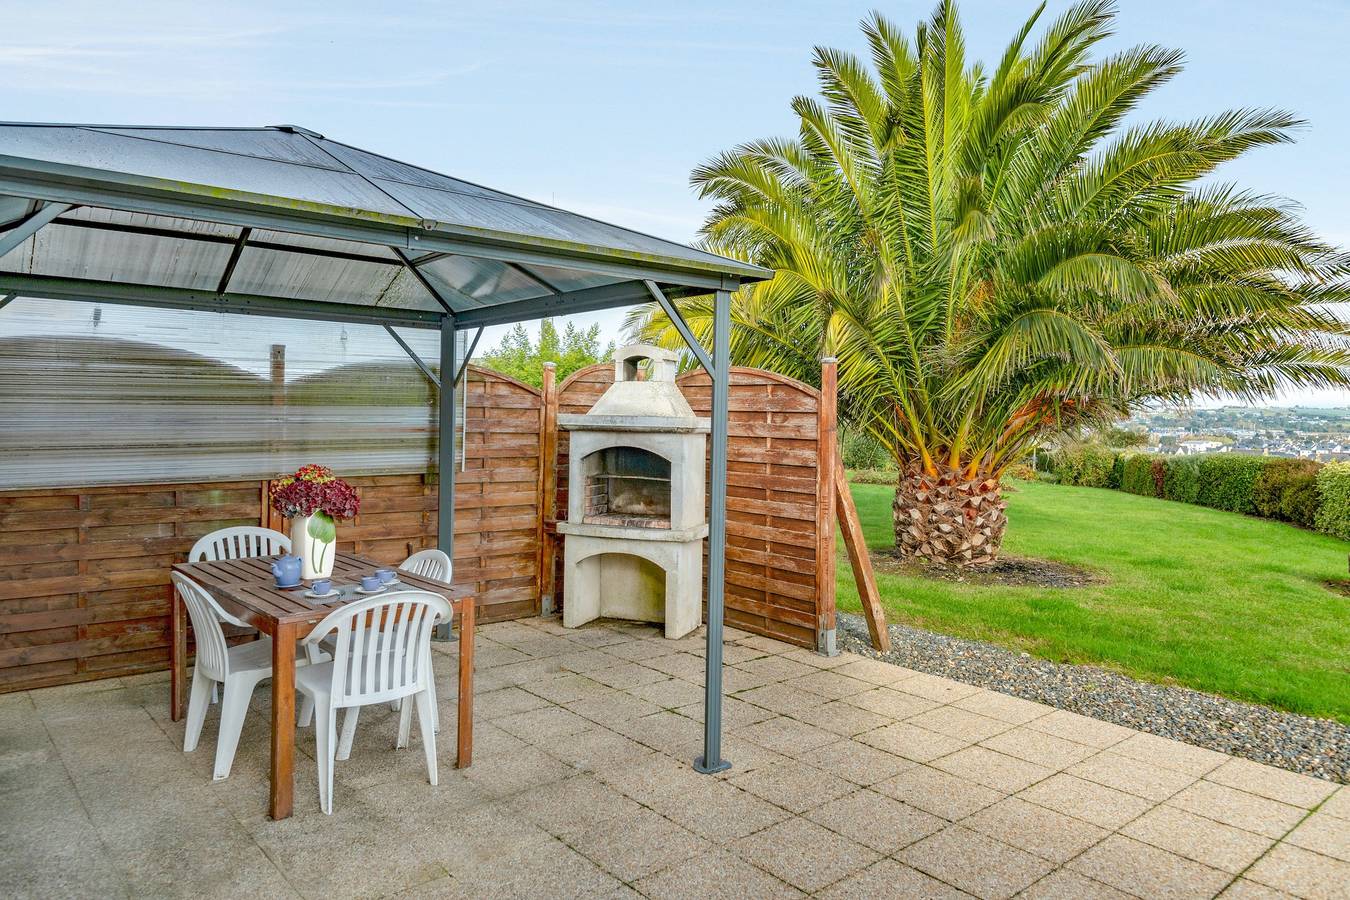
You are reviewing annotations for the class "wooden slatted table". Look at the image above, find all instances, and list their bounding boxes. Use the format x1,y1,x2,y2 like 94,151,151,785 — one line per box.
168,551,474,820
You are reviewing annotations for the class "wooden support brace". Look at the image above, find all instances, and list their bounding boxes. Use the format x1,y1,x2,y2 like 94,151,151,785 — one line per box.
834,456,890,652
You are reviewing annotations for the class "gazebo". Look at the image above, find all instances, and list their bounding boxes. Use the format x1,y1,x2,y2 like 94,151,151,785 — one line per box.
0,122,771,787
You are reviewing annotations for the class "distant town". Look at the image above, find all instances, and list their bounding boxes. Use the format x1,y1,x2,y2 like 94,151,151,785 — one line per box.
1124,407,1350,460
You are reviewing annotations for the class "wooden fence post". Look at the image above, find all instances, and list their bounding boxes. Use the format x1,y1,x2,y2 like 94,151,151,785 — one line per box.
538,362,559,615
815,358,839,655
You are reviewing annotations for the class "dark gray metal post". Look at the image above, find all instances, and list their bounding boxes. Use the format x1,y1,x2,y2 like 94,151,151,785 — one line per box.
695,288,733,774
434,313,458,641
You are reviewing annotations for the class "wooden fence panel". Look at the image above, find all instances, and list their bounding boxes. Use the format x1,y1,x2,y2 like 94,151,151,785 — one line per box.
552,363,833,649
451,367,545,623
0,481,263,691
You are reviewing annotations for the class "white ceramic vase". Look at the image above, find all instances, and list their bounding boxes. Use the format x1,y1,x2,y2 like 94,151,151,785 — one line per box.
290,512,336,580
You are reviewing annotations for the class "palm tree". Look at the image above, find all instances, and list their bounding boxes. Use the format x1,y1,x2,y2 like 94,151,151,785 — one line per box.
628,0,1350,566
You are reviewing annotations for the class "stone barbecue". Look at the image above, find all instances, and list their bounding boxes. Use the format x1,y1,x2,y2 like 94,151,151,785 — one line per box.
557,344,708,638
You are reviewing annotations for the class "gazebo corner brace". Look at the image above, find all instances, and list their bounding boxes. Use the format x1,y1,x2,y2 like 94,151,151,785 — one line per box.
0,201,73,258
384,325,440,388
643,281,714,375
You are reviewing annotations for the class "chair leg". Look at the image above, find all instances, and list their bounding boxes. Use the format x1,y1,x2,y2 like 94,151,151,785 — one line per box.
298,695,315,728
314,702,336,815
396,697,413,749
183,671,214,753
427,677,439,735
211,683,219,704
212,677,253,781
337,707,360,761
415,688,438,786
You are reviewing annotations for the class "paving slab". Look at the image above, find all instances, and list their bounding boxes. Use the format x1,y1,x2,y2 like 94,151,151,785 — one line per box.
1244,843,1350,900
961,796,1108,864
1120,803,1277,873
732,817,882,893
898,825,1055,900
1067,834,1231,899
1205,757,1339,809
804,788,946,853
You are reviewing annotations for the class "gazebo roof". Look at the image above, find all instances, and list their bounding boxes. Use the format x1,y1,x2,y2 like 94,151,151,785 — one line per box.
0,123,768,328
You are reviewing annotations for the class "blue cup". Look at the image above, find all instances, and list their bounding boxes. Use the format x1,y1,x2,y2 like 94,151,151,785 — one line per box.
360,575,382,591
310,579,332,595
376,568,396,584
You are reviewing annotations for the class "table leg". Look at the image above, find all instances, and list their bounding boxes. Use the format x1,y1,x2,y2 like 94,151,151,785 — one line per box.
456,597,475,768
269,622,298,820
170,589,186,721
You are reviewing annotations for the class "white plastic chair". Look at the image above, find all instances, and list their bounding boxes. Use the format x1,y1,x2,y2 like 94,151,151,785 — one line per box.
190,526,291,566
392,549,453,723
171,572,321,780
399,548,451,582
188,527,293,704
295,590,452,814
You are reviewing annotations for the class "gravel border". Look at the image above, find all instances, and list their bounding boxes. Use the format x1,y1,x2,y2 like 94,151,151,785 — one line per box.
837,612,1349,783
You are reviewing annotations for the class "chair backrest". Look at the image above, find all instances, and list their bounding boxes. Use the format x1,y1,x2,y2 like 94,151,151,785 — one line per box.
304,591,452,707
190,526,291,563
399,548,451,582
170,572,233,682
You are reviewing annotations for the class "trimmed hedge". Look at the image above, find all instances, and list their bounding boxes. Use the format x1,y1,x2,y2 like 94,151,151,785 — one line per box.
840,427,894,471
1108,453,1126,490
1314,463,1350,539
1163,455,1203,504
1053,445,1118,488
1120,454,1161,498
1253,458,1320,527
1195,455,1265,514
1040,445,1341,537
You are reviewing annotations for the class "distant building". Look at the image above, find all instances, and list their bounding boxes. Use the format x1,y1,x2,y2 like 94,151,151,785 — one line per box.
1178,439,1227,455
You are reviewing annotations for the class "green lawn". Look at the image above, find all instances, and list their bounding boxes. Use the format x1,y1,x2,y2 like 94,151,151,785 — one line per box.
836,479,1350,724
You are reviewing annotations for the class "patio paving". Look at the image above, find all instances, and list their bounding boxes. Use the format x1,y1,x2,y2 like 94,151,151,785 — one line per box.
3,616,1346,899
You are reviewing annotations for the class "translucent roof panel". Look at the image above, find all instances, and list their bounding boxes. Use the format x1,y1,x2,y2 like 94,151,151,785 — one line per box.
227,246,416,308
2,213,234,291
522,262,625,294
245,229,401,261
0,126,416,218
419,255,555,307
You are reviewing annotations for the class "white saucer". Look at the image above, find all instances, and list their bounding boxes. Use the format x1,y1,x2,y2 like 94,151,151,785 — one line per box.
304,588,340,599
357,585,387,595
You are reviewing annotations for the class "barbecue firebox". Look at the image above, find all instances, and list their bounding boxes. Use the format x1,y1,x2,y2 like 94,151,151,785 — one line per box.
557,345,708,638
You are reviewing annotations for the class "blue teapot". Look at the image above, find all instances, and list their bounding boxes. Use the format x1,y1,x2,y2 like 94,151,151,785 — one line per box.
271,554,303,588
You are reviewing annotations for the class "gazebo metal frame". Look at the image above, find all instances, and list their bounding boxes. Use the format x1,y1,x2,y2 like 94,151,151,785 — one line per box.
0,122,772,778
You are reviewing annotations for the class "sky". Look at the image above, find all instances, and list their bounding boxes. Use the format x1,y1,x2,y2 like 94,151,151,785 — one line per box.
4,0,1349,405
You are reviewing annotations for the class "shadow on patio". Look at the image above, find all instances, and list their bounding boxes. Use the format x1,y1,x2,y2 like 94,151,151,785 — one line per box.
4,616,1346,899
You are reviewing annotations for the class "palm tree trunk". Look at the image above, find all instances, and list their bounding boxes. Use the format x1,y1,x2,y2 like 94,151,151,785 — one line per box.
893,462,1007,567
